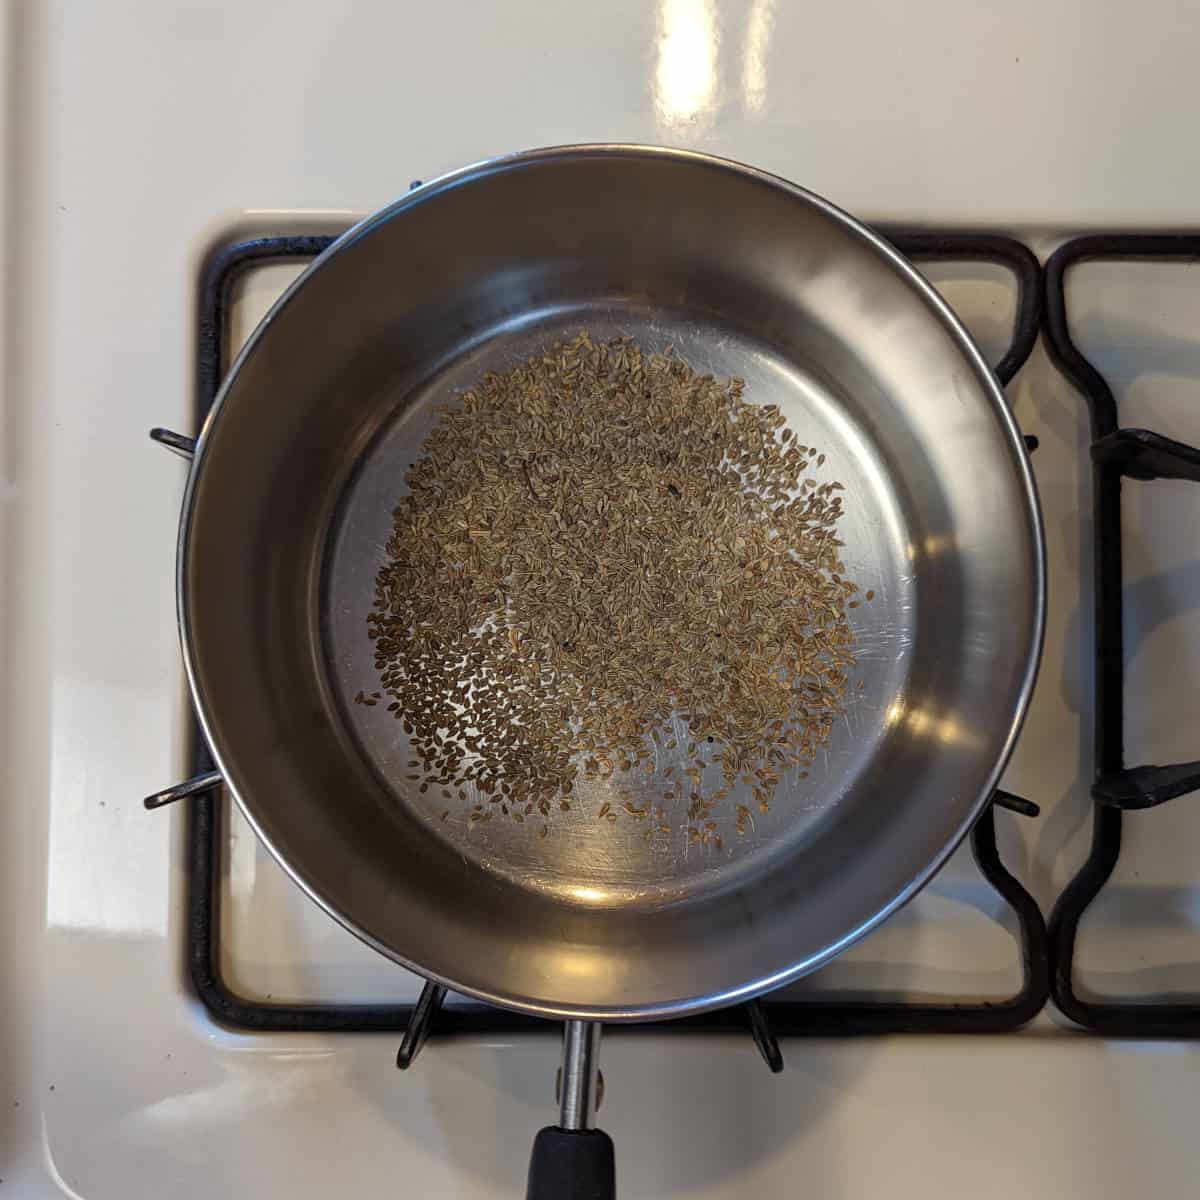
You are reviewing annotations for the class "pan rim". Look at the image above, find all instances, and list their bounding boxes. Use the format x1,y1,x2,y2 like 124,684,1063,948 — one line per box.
175,144,1047,1022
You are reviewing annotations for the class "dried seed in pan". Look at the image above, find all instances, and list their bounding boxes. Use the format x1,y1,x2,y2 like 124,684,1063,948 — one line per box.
365,332,857,834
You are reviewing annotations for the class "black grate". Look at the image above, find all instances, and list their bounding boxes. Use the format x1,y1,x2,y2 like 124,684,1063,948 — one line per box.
1044,235,1200,1035
180,231,1050,1069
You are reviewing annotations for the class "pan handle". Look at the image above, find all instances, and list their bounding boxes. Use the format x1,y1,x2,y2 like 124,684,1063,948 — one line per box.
527,1021,614,1200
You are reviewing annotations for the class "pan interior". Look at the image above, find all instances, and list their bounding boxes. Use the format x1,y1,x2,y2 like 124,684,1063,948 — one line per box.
323,306,915,910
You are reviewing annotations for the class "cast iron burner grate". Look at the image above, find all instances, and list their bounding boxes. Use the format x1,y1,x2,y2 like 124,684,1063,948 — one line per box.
1044,235,1200,1036
149,228,1053,1071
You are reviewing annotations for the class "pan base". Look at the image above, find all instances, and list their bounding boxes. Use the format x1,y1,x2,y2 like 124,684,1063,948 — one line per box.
322,303,915,910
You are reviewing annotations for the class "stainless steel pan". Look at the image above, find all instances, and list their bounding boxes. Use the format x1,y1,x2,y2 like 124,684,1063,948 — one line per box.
148,145,1043,1196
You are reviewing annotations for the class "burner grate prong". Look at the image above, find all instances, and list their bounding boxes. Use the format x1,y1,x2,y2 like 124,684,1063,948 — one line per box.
396,981,448,1070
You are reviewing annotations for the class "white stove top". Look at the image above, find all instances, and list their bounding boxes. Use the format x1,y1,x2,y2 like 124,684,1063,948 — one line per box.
6,1,1200,1195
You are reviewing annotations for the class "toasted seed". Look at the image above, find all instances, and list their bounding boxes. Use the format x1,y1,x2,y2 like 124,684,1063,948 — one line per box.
364,332,858,839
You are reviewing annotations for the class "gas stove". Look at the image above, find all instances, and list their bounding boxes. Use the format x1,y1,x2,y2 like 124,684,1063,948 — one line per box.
136,222,1200,1177
8,3,1200,1196
17,218,1200,1200
154,222,1200,1036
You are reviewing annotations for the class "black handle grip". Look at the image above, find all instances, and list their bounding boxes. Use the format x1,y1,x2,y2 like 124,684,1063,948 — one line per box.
526,1125,615,1200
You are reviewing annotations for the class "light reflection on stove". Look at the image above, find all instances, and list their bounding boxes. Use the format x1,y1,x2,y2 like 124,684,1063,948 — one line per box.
741,0,774,115
654,0,718,128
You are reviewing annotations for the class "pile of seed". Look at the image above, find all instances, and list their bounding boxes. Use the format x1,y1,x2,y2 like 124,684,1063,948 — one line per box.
366,332,861,840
